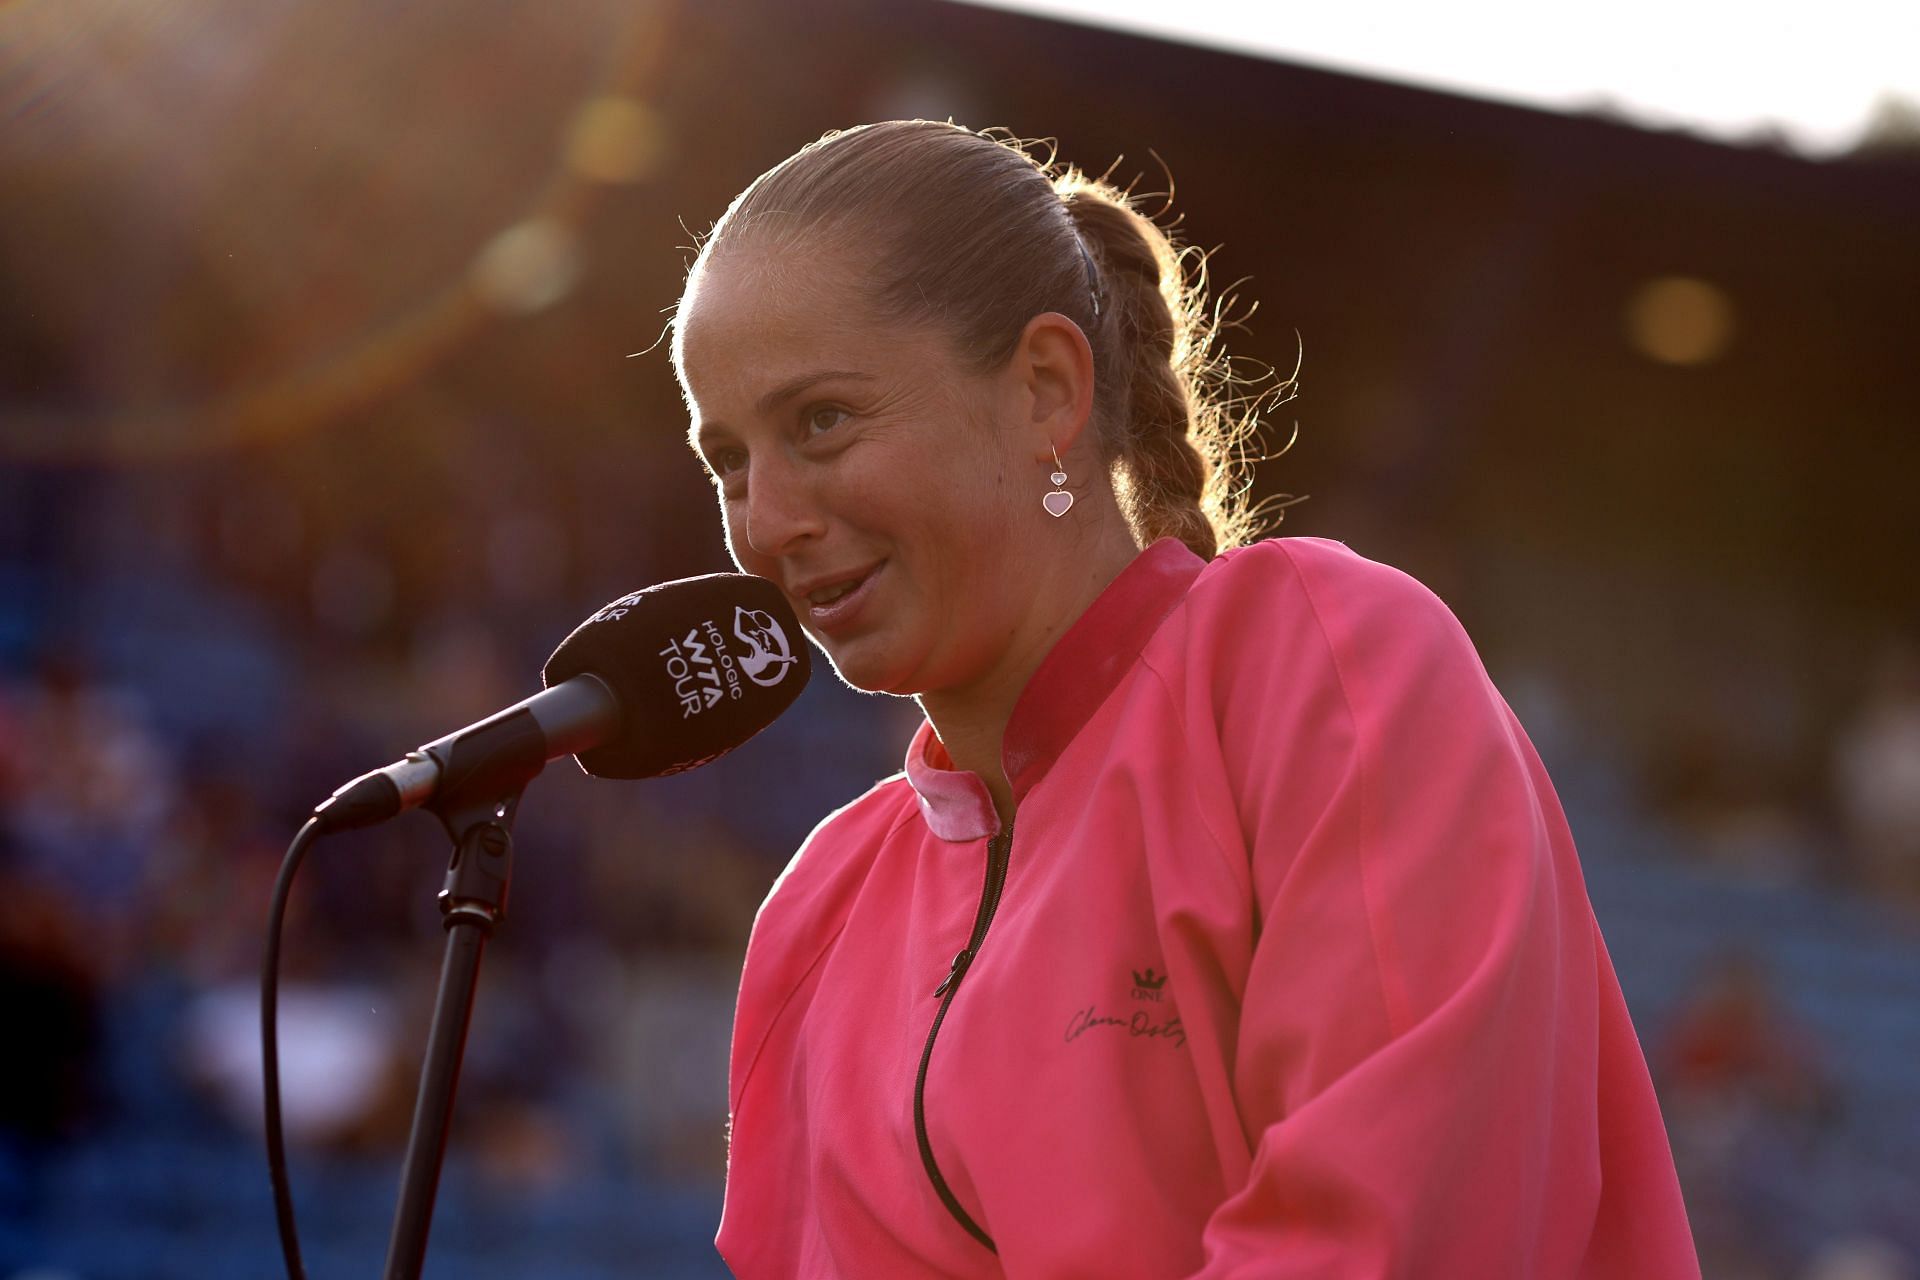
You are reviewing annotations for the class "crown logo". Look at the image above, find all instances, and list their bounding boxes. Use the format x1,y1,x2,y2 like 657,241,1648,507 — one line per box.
1131,966,1167,991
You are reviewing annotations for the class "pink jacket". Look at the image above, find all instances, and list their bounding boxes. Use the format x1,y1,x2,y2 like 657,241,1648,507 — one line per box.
716,535,1699,1278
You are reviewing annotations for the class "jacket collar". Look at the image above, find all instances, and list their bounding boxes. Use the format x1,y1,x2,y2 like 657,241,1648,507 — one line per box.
903,537,1206,842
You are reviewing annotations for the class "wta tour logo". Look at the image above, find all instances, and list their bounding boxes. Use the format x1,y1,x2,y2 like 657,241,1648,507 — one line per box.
656,607,797,719
733,607,797,688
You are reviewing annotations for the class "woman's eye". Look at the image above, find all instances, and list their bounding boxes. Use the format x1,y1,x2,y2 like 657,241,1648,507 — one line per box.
804,405,851,436
701,407,844,483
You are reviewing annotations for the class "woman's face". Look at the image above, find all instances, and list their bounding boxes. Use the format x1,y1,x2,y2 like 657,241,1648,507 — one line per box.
673,240,1052,698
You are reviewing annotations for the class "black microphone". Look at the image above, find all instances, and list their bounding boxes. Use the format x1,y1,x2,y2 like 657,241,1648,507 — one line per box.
311,573,810,831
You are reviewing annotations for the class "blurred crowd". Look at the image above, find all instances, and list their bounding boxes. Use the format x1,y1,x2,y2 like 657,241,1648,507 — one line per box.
1640,628,1920,909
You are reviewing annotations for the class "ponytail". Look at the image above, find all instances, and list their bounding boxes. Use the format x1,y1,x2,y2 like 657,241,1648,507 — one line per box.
1061,168,1295,559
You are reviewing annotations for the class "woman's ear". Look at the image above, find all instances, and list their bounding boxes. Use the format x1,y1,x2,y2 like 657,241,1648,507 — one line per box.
1010,311,1095,464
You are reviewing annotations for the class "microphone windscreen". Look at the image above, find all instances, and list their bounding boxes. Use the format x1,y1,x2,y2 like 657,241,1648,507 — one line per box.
542,573,810,779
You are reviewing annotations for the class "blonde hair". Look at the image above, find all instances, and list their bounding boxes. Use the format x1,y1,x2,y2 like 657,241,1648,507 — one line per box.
681,120,1296,558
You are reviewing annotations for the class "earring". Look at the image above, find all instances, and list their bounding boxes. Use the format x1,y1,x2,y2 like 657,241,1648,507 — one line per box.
1043,445,1073,518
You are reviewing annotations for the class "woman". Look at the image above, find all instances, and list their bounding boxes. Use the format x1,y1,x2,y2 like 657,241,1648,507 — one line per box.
670,120,1699,1277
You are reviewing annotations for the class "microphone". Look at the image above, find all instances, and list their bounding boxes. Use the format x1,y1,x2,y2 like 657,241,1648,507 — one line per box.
311,573,811,831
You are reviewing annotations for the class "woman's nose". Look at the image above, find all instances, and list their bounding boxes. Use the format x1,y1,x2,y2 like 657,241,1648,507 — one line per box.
739,452,826,558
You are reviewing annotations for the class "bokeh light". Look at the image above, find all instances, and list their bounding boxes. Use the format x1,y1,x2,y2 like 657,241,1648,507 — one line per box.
469,217,582,316
1625,276,1737,366
566,96,670,185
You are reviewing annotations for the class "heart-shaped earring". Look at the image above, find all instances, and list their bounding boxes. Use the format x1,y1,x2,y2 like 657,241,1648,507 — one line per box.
1044,445,1073,518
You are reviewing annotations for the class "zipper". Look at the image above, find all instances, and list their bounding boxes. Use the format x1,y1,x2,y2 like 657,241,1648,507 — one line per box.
913,822,1013,1254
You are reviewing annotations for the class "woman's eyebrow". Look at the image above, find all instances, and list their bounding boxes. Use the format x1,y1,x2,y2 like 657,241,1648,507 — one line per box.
688,370,878,452
756,369,874,415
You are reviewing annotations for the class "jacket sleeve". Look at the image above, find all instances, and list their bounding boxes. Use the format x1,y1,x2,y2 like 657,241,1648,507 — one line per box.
1182,540,1695,1279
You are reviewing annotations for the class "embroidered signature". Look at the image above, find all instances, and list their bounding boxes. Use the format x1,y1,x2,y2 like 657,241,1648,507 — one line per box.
1064,1004,1187,1049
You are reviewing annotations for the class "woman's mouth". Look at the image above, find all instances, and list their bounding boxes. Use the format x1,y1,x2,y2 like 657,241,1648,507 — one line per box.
803,562,883,632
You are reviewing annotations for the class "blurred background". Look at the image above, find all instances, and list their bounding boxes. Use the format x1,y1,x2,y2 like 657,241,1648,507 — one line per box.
2,0,1918,1276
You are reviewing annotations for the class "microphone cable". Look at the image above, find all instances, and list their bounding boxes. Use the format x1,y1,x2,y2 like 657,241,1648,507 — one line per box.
262,816,323,1280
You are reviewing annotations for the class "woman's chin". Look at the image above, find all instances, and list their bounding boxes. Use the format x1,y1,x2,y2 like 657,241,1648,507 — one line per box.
825,657,910,696
817,638,917,697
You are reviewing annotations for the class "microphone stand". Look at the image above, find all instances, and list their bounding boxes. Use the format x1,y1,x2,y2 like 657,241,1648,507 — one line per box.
381,788,523,1280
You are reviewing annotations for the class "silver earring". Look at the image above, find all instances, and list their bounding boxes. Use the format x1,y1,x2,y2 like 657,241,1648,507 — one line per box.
1044,445,1073,518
